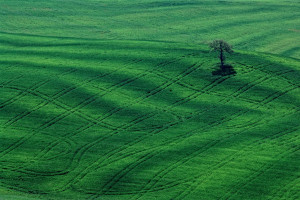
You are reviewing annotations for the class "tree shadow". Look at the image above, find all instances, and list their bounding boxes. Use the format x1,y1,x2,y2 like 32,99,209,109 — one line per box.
212,64,236,76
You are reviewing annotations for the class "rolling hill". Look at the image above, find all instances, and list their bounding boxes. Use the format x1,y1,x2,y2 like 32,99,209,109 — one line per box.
0,0,299,58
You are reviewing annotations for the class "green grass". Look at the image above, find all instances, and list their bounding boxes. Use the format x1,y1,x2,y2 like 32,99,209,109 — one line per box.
0,0,299,58
0,0,299,200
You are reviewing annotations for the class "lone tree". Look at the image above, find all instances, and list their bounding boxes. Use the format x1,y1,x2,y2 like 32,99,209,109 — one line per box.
210,40,233,71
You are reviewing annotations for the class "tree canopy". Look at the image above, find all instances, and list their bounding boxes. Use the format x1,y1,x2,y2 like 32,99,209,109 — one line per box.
210,40,233,71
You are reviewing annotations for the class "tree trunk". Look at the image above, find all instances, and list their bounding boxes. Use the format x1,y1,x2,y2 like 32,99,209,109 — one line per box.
220,47,224,71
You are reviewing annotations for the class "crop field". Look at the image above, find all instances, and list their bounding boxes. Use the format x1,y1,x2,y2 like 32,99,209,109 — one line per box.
0,0,300,200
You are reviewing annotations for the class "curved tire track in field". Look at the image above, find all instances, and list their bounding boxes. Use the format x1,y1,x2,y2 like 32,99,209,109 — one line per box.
1,46,299,197
31,58,190,160
0,59,155,160
88,106,293,197
96,67,299,198
16,60,206,192
0,57,194,182
220,137,299,200
1,59,145,129
270,177,300,200
83,70,282,197
1,62,296,195
236,62,300,86
48,60,208,192
171,127,299,200
0,68,77,110
80,75,237,198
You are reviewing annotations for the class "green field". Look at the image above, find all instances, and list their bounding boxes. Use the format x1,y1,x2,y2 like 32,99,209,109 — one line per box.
0,0,300,199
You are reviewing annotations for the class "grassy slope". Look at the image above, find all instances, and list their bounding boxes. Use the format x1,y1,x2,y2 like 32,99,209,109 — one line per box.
0,32,299,200
0,0,299,58
0,0,300,200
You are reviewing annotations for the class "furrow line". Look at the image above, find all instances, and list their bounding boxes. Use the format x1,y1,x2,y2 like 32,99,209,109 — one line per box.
172,127,299,200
